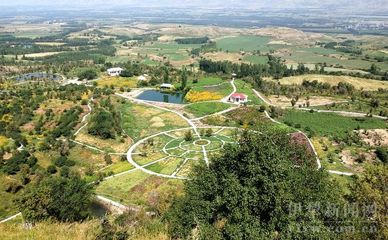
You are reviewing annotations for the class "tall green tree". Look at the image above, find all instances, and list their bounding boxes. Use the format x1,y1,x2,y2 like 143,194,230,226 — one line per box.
181,68,188,90
166,131,346,239
88,108,116,139
16,176,93,223
349,164,388,239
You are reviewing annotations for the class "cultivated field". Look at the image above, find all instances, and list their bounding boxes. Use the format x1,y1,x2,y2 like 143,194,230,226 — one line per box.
279,110,387,137
272,74,388,90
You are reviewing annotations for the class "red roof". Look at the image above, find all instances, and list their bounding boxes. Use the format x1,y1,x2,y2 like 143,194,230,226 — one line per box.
230,93,247,99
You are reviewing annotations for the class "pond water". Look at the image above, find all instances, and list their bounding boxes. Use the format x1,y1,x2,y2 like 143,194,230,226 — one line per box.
90,201,110,218
16,72,62,81
136,90,185,104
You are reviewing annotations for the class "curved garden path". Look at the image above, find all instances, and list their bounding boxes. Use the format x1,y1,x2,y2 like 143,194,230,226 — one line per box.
0,79,358,224
221,79,237,103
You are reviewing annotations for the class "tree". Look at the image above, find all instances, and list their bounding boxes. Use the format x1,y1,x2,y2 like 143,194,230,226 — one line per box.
88,108,116,139
181,68,188,90
119,70,133,77
375,147,388,163
77,68,98,80
370,99,380,108
291,98,297,107
104,154,112,165
166,131,345,239
184,130,193,142
163,67,169,83
16,176,93,223
47,165,57,174
60,166,70,178
205,128,213,137
369,63,379,75
349,164,388,239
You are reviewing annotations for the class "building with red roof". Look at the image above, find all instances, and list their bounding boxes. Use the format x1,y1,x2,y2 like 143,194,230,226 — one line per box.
229,93,248,104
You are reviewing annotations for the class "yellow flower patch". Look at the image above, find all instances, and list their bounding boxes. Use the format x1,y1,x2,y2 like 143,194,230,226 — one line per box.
185,90,222,103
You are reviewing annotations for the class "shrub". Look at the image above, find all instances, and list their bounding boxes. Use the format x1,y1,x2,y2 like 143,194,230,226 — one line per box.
81,99,88,105
205,128,213,137
55,156,67,167
184,130,193,142
104,154,112,165
376,147,388,163
16,176,93,223
88,108,117,139
47,165,57,174
77,68,98,80
60,166,70,178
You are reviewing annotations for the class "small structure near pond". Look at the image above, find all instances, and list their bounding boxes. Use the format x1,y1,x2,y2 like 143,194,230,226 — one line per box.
160,83,174,90
137,75,148,81
107,67,123,76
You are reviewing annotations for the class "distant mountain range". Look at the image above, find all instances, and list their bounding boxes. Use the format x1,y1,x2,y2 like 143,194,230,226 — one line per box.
2,0,388,13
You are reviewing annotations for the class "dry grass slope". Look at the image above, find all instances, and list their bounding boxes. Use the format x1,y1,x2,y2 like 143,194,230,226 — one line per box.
0,220,100,240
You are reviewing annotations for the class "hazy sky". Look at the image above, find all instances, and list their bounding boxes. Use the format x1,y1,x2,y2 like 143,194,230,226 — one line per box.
1,0,387,11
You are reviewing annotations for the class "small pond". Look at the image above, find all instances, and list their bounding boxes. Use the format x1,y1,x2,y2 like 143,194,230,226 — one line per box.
89,201,110,218
16,72,62,81
136,90,185,104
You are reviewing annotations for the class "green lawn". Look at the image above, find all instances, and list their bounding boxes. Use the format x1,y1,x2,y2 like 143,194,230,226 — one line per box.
284,48,388,71
185,102,232,117
107,55,132,63
314,101,388,116
216,36,271,52
145,157,183,175
149,42,201,50
95,170,151,205
141,57,161,66
160,52,189,61
280,110,387,137
234,80,262,105
96,170,183,207
101,161,134,175
190,77,225,87
145,42,199,62
119,101,189,140
243,55,269,65
191,81,233,99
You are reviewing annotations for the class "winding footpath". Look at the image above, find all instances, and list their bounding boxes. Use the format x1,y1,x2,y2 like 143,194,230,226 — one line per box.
115,79,240,179
221,79,237,103
1,79,359,224
0,213,21,224
74,97,93,136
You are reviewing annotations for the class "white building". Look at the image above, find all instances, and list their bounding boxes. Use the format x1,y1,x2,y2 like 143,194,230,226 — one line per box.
137,75,147,81
160,83,174,90
107,67,123,76
229,93,248,104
